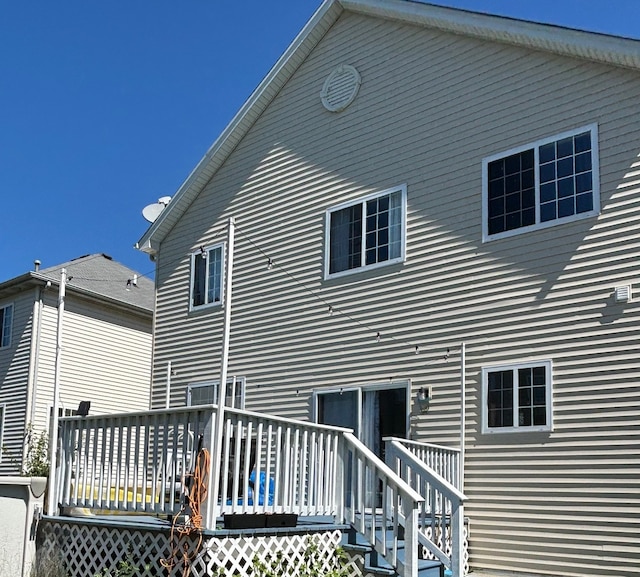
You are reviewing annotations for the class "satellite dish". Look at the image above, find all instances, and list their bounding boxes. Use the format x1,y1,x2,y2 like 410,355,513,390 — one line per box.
142,197,171,223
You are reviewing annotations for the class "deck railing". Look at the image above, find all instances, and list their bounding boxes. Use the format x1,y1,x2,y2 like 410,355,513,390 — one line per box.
214,407,346,517
55,405,348,521
56,406,213,515
385,438,467,577
54,410,462,577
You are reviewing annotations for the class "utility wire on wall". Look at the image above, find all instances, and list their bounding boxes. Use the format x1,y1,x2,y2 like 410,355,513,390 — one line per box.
64,223,451,361
235,225,445,360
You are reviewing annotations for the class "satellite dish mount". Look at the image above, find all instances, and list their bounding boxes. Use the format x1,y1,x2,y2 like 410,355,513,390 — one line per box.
142,196,171,223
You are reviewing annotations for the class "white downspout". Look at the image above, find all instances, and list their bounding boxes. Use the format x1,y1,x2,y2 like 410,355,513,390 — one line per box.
460,341,466,493
23,285,44,470
207,216,235,528
47,268,66,516
165,361,172,409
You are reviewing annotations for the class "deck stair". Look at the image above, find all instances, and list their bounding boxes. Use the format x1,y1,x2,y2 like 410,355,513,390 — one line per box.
343,527,443,577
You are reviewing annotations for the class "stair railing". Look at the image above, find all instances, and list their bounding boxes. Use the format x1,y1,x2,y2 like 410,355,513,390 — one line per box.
342,432,424,577
389,438,461,491
386,439,467,577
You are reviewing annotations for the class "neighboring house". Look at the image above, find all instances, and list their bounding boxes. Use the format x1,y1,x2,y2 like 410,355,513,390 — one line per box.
136,1,640,576
0,254,154,475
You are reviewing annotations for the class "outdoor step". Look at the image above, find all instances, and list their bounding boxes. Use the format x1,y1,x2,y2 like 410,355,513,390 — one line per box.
342,530,446,577
364,564,396,576
361,561,442,577
341,542,371,555
418,563,444,577
344,528,444,577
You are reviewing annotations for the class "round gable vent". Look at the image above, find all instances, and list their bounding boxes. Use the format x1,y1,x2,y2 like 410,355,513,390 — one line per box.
320,64,361,112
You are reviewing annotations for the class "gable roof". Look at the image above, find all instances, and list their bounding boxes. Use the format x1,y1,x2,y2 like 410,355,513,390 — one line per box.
136,0,640,256
0,254,154,313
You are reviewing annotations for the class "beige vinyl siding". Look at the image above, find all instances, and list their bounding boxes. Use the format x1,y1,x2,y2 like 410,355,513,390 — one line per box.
0,291,34,474
33,292,152,433
152,12,640,577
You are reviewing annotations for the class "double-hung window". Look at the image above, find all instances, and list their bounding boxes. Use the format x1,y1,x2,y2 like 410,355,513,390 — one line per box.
325,185,406,278
190,243,224,310
483,124,599,241
482,360,553,433
0,304,13,349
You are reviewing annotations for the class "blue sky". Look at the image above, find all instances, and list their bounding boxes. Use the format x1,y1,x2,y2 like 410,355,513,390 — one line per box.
1,0,638,281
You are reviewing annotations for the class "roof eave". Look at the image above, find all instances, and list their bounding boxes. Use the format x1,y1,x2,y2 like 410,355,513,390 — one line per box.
62,285,154,316
0,272,43,298
0,271,152,315
342,0,640,70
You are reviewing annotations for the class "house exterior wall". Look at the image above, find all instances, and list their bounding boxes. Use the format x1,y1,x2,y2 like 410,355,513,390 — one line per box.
0,289,35,475
32,291,153,433
0,281,153,475
151,12,640,577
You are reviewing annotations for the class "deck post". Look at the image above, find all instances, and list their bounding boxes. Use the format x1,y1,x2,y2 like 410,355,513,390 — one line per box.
201,409,217,528
334,435,345,522
403,498,419,577
450,501,465,577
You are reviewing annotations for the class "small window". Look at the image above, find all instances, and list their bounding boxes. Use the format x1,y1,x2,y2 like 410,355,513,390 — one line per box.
483,125,599,241
325,186,406,278
49,406,78,420
47,406,78,446
190,244,224,310
0,304,13,349
482,361,552,433
187,377,245,409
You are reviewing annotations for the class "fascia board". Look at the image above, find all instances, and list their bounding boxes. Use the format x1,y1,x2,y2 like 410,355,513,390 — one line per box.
342,0,640,70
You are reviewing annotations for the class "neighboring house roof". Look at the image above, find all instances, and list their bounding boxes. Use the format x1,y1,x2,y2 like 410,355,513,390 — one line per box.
0,254,154,314
136,0,640,257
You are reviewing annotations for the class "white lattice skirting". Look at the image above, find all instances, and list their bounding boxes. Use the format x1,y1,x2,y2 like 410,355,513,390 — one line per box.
37,518,363,577
418,520,470,575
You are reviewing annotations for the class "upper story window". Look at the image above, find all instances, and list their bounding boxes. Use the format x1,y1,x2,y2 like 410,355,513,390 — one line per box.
482,360,553,434
483,124,599,241
190,243,224,310
325,185,406,279
0,304,13,349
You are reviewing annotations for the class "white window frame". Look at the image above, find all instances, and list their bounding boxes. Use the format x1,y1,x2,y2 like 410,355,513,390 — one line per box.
324,185,407,279
482,124,600,242
187,377,245,410
313,386,362,434
0,403,5,463
312,380,411,439
189,243,225,311
47,405,78,446
48,405,78,423
0,303,13,349
482,360,553,434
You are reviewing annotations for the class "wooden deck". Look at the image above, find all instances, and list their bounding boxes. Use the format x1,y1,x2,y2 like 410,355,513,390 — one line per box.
50,406,467,577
